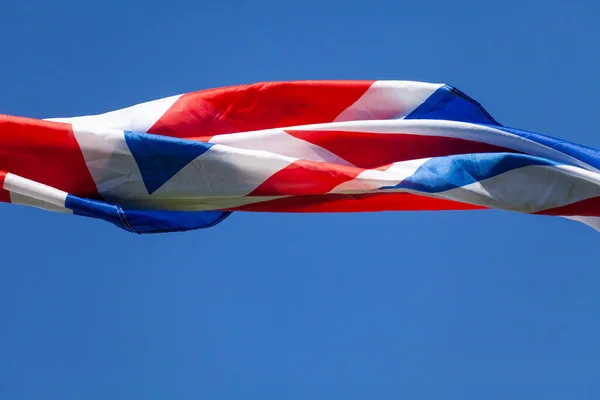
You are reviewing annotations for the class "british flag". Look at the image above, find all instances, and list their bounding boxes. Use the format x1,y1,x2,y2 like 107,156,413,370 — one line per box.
1,80,599,233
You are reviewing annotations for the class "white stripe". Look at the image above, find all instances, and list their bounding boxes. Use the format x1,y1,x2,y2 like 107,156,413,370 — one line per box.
45,94,182,133
209,129,353,166
150,144,296,198
562,216,600,231
71,125,148,200
9,192,72,214
334,81,442,122
4,173,71,213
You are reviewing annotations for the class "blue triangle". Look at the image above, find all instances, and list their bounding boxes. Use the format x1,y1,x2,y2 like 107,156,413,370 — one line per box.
405,84,501,126
124,131,214,194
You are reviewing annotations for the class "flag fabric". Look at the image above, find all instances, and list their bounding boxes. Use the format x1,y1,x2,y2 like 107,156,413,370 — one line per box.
1,80,600,233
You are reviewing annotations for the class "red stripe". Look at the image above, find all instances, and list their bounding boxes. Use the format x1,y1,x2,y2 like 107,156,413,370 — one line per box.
0,115,99,198
250,160,366,196
229,192,487,213
285,130,518,168
535,196,600,217
0,171,9,203
148,80,373,140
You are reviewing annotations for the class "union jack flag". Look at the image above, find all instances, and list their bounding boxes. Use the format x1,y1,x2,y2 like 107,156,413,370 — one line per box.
1,80,599,233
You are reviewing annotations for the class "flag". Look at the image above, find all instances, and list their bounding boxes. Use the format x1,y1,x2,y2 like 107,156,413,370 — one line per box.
1,80,599,233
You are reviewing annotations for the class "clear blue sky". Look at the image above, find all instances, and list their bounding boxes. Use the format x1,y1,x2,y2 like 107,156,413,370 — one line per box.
1,0,600,398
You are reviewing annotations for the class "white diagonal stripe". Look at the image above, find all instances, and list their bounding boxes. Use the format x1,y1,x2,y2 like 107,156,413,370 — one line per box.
150,144,296,198
4,173,71,213
71,125,148,200
46,94,182,133
209,128,353,166
334,80,442,122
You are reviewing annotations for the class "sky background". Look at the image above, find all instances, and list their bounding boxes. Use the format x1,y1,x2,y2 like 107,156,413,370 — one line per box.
1,0,600,398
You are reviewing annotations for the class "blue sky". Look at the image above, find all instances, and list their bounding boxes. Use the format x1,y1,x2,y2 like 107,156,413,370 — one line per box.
1,0,600,398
